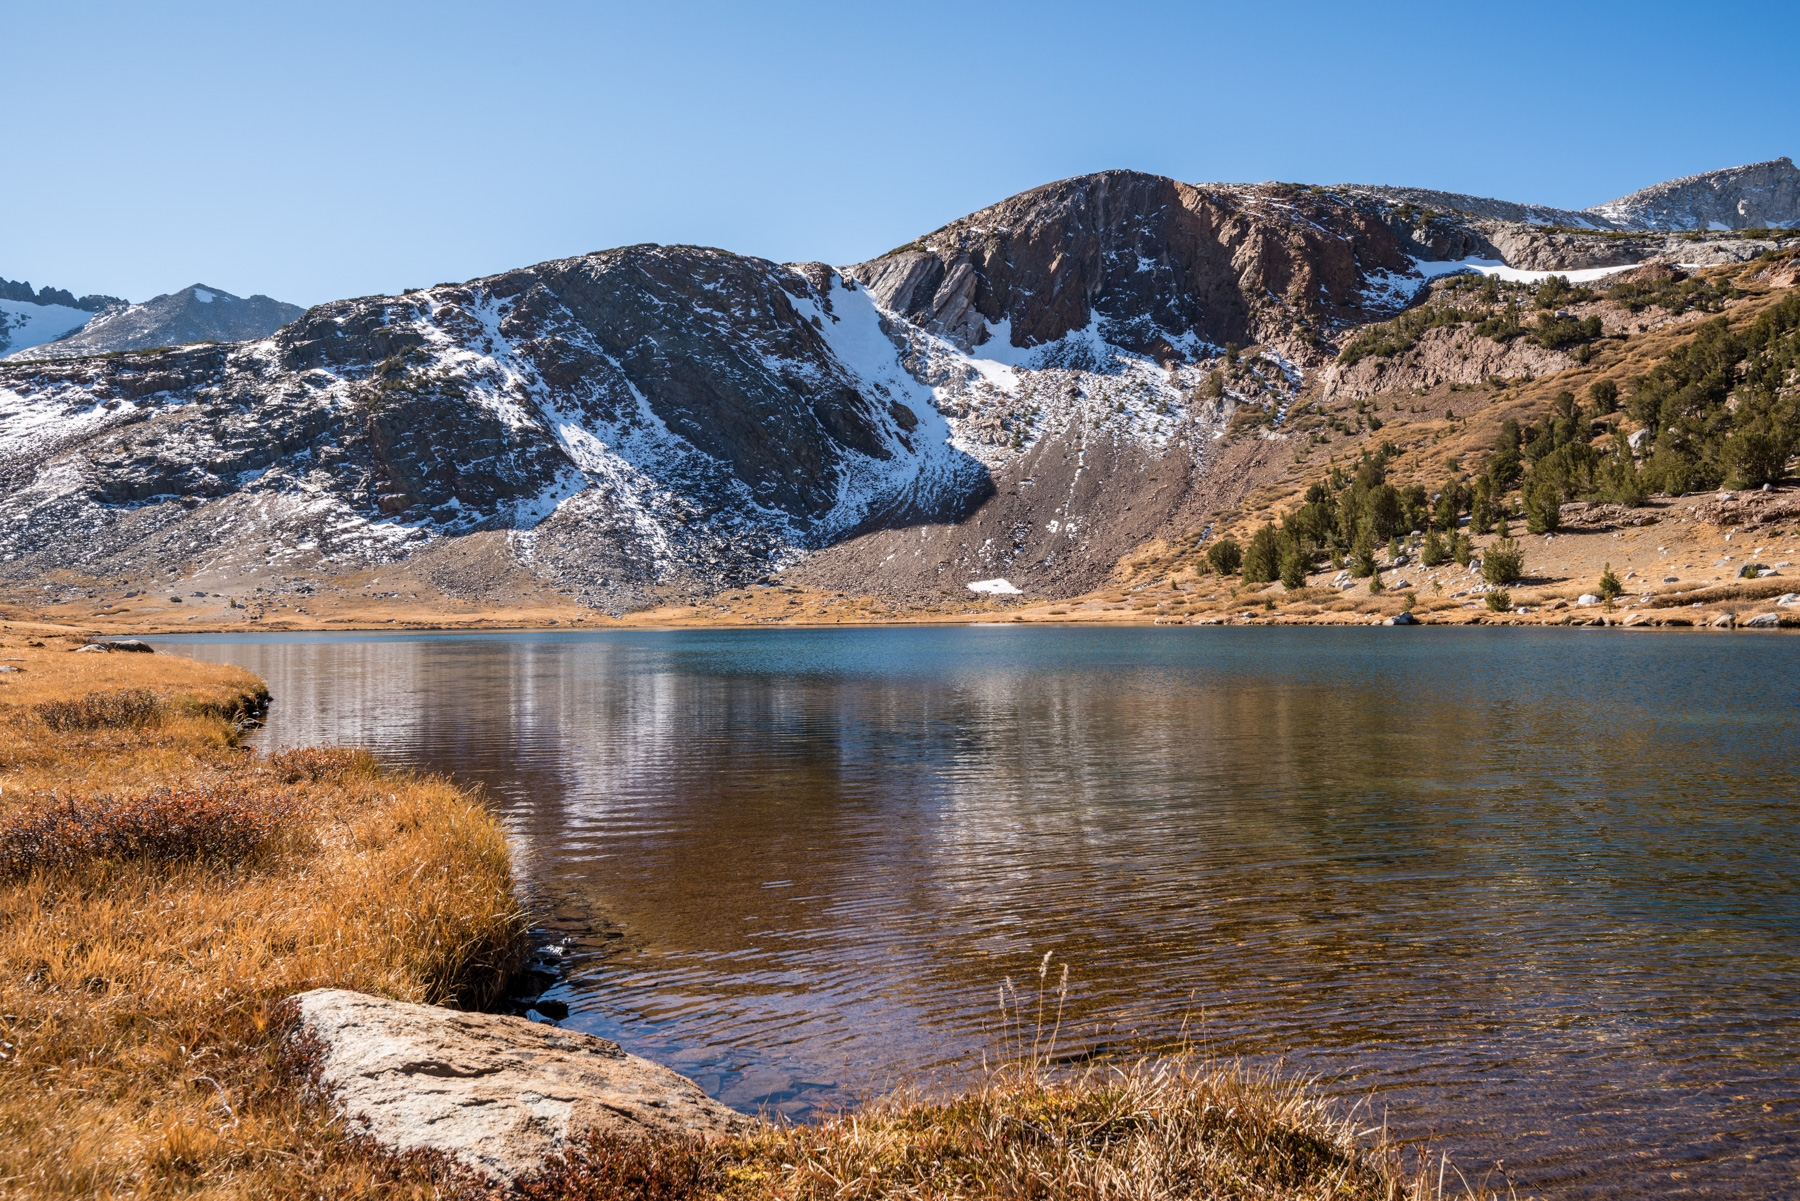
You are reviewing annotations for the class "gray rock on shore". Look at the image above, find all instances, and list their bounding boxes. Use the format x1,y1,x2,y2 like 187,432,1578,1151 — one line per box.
291,988,750,1182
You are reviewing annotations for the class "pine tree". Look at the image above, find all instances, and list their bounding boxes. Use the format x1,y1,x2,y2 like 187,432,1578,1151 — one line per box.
1598,562,1622,601
1483,537,1525,585
1206,538,1243,576
1524,477,1562,534
1243,523,1283,584
1470,483,1494,535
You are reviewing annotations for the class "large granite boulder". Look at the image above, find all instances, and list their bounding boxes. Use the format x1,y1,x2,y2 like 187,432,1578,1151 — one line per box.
291,988,749,1182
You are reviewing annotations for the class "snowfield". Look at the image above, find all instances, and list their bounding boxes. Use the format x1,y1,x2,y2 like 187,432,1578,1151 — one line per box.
0,299,91,357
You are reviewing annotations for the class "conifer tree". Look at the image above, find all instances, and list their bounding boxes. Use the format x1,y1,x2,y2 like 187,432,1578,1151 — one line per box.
1281,545,1306,591
1483,536,1525,585
1206,538,1243,576
1452,531,1473,567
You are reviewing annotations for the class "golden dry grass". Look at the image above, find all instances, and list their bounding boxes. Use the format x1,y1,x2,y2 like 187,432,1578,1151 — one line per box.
0,642,524,1199
713,1060,1409,1201
499,963,1465,1201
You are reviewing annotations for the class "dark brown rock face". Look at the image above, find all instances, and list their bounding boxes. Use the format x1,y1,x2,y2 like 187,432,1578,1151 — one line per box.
848,170,1419,363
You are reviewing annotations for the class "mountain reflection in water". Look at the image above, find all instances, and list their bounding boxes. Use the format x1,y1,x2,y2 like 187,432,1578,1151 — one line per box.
155,626,1800,1199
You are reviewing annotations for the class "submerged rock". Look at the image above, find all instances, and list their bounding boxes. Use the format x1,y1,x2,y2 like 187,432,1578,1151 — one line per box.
291,988,748,1182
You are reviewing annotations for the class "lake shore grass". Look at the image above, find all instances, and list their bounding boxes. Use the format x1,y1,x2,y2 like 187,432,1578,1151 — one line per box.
498,1058,1434,1201
1,638,1457,1200
0,636,523,1199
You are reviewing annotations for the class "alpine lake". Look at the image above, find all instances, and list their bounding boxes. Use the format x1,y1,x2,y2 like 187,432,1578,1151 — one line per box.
152,625,1800,1199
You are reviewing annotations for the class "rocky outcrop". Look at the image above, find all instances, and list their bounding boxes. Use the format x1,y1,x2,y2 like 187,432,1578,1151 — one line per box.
0,277,124,313
8,284,303,361
848,170,1422,366
1589,157,1800,231
1319,326,1575,403
1334,183,1598,229
292,989,749,1182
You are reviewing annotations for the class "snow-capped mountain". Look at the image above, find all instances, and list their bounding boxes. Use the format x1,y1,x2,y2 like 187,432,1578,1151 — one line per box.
0,276,128,356
0,173,1444,607
0,158,1792,611
0,248,994,609
6,284,303,361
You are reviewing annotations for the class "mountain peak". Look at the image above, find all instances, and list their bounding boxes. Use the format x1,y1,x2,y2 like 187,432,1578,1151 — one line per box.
1587,156,1800,231
5,283,303,360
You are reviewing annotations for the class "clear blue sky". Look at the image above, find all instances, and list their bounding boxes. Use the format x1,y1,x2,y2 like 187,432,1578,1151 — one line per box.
6,0,1794,306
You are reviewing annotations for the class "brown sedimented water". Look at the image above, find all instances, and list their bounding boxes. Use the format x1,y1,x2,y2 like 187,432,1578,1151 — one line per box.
156,626,1800,1198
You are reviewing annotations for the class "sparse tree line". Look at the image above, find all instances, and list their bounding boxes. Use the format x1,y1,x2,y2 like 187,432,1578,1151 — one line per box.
1196,266,1798,598
1336,269,1747,372
1201,443,1496,589
1624,293,1800,494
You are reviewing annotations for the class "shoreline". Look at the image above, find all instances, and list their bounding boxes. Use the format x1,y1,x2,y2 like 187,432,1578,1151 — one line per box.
9,486,1796,639
0,634,1444,1199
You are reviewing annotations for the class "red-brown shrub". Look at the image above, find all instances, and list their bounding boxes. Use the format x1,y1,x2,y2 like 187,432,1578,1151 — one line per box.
0,785,299,876
33,689,162,731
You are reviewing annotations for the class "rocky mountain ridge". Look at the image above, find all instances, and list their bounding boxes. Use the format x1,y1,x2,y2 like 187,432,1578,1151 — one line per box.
0,158,1793,615
0,277,125,313
1591,157,1800,230
1343,156,1800,232
7,284,303,361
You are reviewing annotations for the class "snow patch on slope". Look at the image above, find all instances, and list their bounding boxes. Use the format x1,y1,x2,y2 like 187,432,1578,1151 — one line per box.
1412,256,1647,285
858,299,1278,472
0,299,92,357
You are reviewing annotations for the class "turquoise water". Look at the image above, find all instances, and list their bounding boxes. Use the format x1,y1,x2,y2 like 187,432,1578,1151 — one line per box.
154,626,1800,1198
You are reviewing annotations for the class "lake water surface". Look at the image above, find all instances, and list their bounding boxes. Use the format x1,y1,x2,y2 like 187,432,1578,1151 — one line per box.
151,627,1800,1198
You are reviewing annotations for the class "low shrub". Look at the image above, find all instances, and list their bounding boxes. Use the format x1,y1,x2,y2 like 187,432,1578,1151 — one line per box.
1486,588,1512,612
0,786,298,877
504,1059,1408,1201
34,689,162,731
506,1131,724,1201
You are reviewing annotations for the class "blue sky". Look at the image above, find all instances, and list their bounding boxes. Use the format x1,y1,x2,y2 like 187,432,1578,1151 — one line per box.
6,0,1795,306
